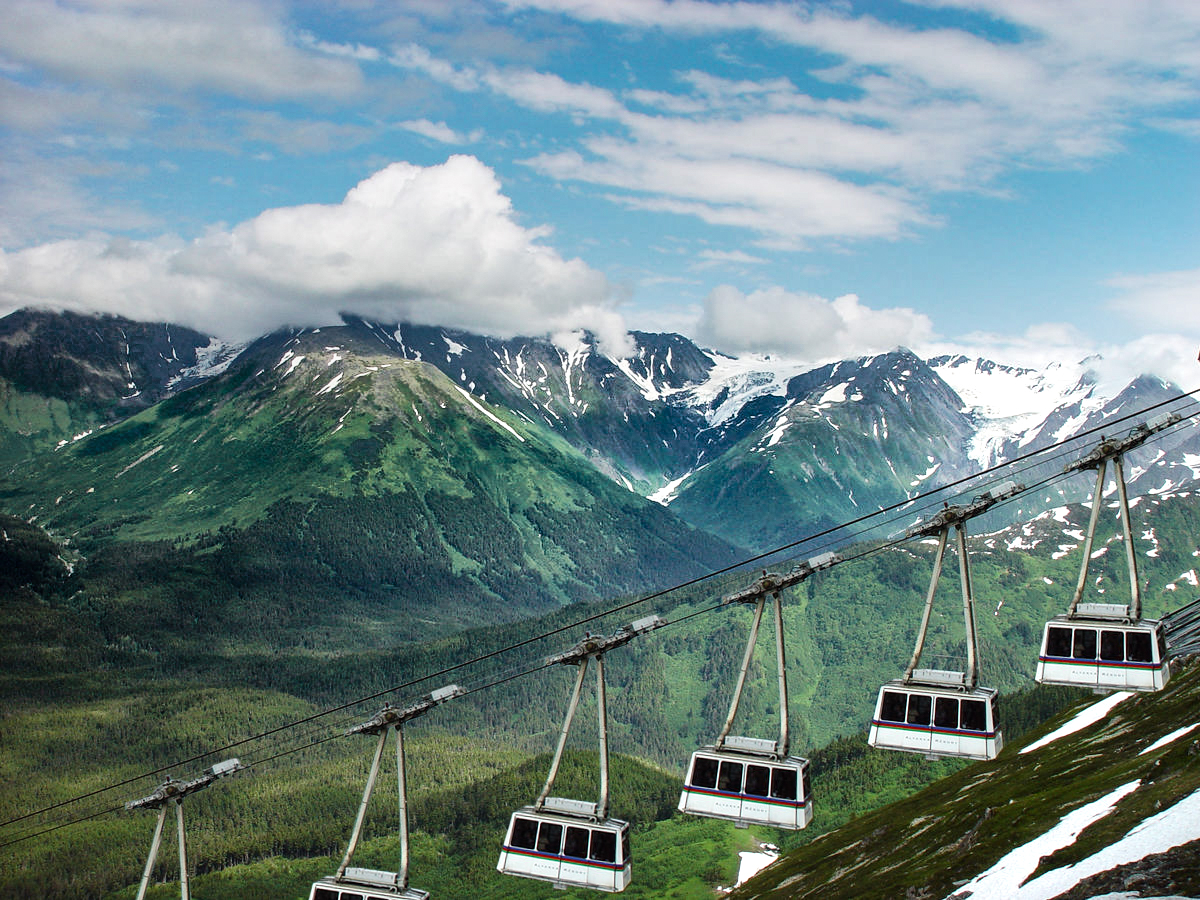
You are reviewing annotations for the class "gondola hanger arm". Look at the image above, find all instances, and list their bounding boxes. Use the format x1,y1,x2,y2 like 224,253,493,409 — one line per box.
544,615,665,666
722,552,841,605
1064,412,1181,474
904,481,1024,540
346,684,465,736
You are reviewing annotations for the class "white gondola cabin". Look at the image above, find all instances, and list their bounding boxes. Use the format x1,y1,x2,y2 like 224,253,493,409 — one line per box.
867,484,1021,763
868,672,1002,760
498,617,664,893
677,556,836,831
1037,419,1180,693
498,800,631,893
1036,609,1170,692
310,869,429,900
679,737,813,829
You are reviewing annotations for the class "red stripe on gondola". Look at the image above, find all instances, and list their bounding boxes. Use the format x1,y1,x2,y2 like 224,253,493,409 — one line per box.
870,720,997,739
680,785,805,808
500,846,625,871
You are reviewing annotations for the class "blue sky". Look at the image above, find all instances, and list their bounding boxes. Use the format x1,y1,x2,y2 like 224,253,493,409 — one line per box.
0,0,1197,384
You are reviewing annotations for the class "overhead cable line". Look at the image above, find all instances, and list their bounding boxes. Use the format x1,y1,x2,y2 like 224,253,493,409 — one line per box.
3,387,1198,844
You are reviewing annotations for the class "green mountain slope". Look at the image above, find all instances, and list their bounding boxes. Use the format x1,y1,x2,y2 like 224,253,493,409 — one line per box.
2,489,1197,899
0,327,740,642
668,351,979,552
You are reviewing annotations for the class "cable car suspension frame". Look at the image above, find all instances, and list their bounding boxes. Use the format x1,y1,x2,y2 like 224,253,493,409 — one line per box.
125,758,243,900
1063,412,1181,622
902,481,1023,690
325,684,464,900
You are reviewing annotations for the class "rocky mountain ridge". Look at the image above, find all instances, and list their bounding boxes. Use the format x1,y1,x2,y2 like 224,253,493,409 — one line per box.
2,308,1198,555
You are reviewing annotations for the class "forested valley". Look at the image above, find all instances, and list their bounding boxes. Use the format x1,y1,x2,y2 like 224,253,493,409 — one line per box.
3,486,1197,898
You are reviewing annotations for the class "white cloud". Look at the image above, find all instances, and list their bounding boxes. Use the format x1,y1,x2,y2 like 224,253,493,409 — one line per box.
482,67,627,118
398,118,479,145
1106,267,1200,334
695,249,770,268
236,111,376,154
0,0,362,102
1095,334,1200,393
922,323,1200,392
529,145,926,244
481,0,1200,246
0,156,630,354
694,286,933,360
0,149,157,247
391,43,481,92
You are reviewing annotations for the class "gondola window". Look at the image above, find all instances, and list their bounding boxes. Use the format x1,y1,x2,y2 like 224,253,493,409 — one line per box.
590,830,617,863
880,690,908,722
744,765,771,797
717,761,744,793
770,767,798,801
1073,628,1098,660
1127,631,1153,662
906,694,932,726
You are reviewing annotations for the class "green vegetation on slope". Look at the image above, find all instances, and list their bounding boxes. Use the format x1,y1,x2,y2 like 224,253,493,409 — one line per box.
735,659,1200,900
1,334,740,644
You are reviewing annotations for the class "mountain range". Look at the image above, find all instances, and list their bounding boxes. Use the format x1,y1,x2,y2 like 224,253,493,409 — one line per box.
3,308,1197,556
3,307,1200,900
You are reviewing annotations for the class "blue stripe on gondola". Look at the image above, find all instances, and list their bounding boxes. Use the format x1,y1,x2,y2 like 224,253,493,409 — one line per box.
870,720,997,739
500,846,625,871
1038,656,1164,670
680,785,805,808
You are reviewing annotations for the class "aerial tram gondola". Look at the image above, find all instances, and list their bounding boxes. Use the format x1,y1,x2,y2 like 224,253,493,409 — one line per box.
1036,415,1179,693
309,684,464,900
868,482,1022,761
497,615,665,893
678,553,838,830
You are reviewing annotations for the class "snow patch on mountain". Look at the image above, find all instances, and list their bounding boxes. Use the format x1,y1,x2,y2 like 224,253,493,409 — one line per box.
649,471,693,505
930,355,1098,467
615,357,664,401
952,780,1140,900
454,387,525,442
1008,788,1200,900
167,337,244,387
681,352,803,426
1021,692,1133,755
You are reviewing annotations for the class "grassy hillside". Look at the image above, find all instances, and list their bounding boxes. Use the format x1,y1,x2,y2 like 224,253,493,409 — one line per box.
734,658,1200,900
0,670,1079,900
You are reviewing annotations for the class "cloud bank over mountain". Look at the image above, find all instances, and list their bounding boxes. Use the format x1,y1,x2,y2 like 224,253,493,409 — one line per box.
0,150,1194,383
0,156,632,356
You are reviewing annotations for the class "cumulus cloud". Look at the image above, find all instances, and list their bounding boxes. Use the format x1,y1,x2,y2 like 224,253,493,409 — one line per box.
693,286,933,361
0,156,632,355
